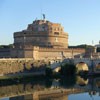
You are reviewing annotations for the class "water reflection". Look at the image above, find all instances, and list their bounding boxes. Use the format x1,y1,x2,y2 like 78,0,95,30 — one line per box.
0,76,100,100
76,76,88,86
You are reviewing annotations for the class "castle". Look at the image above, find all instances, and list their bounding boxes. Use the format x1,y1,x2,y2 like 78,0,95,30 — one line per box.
0,18,85,60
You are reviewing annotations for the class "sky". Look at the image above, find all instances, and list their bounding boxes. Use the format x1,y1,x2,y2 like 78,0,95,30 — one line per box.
0,0,100,46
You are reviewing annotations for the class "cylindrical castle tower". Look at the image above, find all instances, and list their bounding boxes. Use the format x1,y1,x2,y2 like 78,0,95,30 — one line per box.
14,19,68,49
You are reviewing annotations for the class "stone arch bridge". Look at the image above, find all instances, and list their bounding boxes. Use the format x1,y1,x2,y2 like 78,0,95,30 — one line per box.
50,58,100,73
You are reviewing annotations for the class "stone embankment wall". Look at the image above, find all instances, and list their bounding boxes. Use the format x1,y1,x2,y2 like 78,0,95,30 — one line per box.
0,58,47,75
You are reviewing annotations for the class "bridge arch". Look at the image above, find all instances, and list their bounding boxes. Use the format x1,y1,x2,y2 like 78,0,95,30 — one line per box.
95,78,100,88
76,62,89,73
53,67,61,73
76,76,88,86
95,63,100,71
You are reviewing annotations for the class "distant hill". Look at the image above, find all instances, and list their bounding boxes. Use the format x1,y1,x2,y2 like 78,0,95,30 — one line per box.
68,44,94,49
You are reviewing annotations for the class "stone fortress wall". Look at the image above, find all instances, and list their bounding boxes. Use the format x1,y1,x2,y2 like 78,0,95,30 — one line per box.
11,46,85,60
33,47,85,60
0,58,47,75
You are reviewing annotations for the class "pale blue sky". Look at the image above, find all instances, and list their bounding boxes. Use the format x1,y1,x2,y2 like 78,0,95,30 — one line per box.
0,0,100,45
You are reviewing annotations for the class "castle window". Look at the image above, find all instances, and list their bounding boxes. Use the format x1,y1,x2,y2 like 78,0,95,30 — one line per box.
55,38,58,42
54,32,59,35
58,28,59,31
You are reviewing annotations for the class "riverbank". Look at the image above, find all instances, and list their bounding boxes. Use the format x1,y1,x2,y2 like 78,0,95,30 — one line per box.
0,71,46,80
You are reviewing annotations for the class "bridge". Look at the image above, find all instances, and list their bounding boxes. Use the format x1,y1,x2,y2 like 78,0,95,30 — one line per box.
49,58,100,73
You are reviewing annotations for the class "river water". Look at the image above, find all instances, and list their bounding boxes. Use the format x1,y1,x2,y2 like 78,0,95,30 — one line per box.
0,76,99,100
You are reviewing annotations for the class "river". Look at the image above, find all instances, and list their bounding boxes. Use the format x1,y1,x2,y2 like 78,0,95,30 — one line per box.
0,76,99,100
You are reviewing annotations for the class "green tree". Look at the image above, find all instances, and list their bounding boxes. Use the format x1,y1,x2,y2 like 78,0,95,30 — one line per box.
45,67,53,77
60,63,76,76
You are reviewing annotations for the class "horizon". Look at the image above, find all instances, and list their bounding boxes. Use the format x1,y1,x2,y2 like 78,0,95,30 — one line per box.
0,0,100,46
